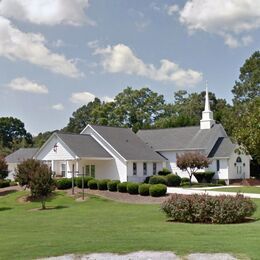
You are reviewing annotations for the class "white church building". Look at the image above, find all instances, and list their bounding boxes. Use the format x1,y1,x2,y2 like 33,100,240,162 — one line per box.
7,87,251,183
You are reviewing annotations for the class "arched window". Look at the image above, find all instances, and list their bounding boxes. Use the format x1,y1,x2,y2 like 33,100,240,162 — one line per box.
236,157,242,163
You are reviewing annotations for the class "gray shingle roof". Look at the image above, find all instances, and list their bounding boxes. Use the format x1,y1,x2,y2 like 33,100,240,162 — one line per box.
208,137,236,158
56,133,112,158
90,125,165,161
137,124,228,156
5,148,39,163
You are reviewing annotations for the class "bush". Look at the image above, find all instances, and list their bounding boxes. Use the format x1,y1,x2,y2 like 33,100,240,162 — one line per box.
194,171,215,183
107,180,120,192
56,178,72,190
0,179,10,188
166,174,181,187
138,183,151,196
149,184,167,197
149,176,167,185
127,182,139,195
98,179,110,190
88,179,98,190
217,179,226,186
75,176,93,188
117,182,128,193
161,193,256,224
10,180,18,186
143,176,152,184
158,168,171,176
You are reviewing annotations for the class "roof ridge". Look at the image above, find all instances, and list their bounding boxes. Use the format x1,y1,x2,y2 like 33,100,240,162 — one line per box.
138,125,200,131
90,124,131,130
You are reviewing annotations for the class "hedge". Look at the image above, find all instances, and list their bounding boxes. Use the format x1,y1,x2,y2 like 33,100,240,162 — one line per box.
138,183,151,196
107,180,120,192
127,182,139,195
158,168,171,176
162,193,256,224
88,179,98,190
149,176,167,185
165,174,181,187
117,182,128,193
75,176,93,188
194,171,215,183
97,179,110,190
0,179,10,188
56,178,72,190
149,184,167,197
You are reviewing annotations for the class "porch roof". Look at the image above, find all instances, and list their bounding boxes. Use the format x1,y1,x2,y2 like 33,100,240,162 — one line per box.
57,133,112,159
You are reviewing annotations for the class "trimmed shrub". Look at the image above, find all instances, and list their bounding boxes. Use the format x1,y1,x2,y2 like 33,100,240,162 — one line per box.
161,193,256,224
107,180,120,192
149,175,167,185
158,168,171,176
138,183,151,196
98,179,110,190
56,178,72,190
75,176,93,188
143,176,152,184
194,171,215,183
0,179,10,188
166,174,181,187
127,182,139,195
217,179,226,186
88,179,98,190
10,180,18,186
149,184,167,197
117,182,127,193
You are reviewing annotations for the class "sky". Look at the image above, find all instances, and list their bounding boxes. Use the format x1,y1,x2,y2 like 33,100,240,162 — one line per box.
0,0,259,135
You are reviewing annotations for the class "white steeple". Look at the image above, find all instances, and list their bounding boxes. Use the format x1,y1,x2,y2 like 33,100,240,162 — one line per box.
200,81,215,129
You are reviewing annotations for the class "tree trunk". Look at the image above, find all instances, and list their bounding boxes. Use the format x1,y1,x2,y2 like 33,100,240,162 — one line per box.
41,198,46,210
189,175,192,187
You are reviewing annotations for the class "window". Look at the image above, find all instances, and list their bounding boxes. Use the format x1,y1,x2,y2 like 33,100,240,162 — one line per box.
85,165,95,178
133,162,137,176
85,165,90,176
236,157,242,163
61,163,66,177
216,160,220,171
143,162,147,176
153,163,157,175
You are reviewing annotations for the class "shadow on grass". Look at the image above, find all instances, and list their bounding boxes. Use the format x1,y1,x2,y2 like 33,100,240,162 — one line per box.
0,207,12,211
29,205,69,212
0,190,17,197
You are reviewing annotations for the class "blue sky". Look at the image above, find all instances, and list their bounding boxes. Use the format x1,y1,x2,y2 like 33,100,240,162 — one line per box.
0,0,259,135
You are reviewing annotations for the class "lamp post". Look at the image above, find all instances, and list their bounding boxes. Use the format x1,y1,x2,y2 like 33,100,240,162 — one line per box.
82,166,85,200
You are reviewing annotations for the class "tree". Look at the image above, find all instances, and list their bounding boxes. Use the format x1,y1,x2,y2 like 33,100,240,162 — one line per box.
232,51,260,103
176,152,209,186
16,159,55,209
33,130,57,148
0,157,8,179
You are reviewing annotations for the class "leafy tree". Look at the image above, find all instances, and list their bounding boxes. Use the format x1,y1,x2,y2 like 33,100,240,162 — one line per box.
16,159,55,209
232,51,260,103
33,130,57,148
0,157,8,179
176,152,209,186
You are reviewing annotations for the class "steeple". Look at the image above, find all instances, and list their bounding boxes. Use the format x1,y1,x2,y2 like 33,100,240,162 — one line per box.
200,81,215,129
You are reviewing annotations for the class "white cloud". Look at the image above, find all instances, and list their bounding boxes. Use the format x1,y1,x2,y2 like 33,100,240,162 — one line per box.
0,16,81,78
167,4,179,15
87,40,99,49
94,44,202,87
52,103,64,111
0,0,95,26
7,77,48,94
70,92,95,104
179,0,260,48
102,96,114,103
52,39,65,48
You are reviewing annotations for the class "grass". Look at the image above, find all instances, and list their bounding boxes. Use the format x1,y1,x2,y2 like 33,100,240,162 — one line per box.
209,186,260,194
0,191,260,259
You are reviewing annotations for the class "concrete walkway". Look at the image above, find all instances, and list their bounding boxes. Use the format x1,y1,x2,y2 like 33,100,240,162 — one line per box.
167,187,260,199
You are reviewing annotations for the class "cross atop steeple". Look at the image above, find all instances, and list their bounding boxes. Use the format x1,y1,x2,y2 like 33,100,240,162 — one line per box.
200,81,215,129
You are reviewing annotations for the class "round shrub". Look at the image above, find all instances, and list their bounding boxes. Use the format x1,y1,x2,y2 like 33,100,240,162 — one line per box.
108,180,120,192
149,184,167,197
56,178,72,190
97,179,110,190
158,168,171,176
166,174,181,187
149,176,167,185
194,171,215,183
117,182,127,193
75,176,93,188
0,179,10,188
138,183,151,196
127,182,139,195
88,179,98,190
143,176,152,184
217,179,226,186
161,193,256,224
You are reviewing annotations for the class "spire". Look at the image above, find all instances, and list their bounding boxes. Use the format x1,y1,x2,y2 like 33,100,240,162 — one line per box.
200,81,215,129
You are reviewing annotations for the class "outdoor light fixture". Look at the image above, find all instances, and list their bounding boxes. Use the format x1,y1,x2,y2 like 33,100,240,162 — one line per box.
53,143,58,152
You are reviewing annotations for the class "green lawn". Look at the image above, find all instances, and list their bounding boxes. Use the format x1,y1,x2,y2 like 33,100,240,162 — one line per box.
0,191,260,259
210,186,260,194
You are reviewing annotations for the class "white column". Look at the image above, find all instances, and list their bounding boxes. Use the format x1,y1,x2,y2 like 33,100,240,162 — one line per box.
51,160,54,172
76,160,79,177
66,161,70,178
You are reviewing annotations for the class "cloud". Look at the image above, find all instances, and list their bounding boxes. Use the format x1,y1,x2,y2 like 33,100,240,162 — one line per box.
0,16,81,78
167,4,179,15
7,77,48,94
0,0,95,26
179,0,260,48
102,96,114,103
94,44,202,87
52,103,64,111
70,92,95,104
87,40,99,49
